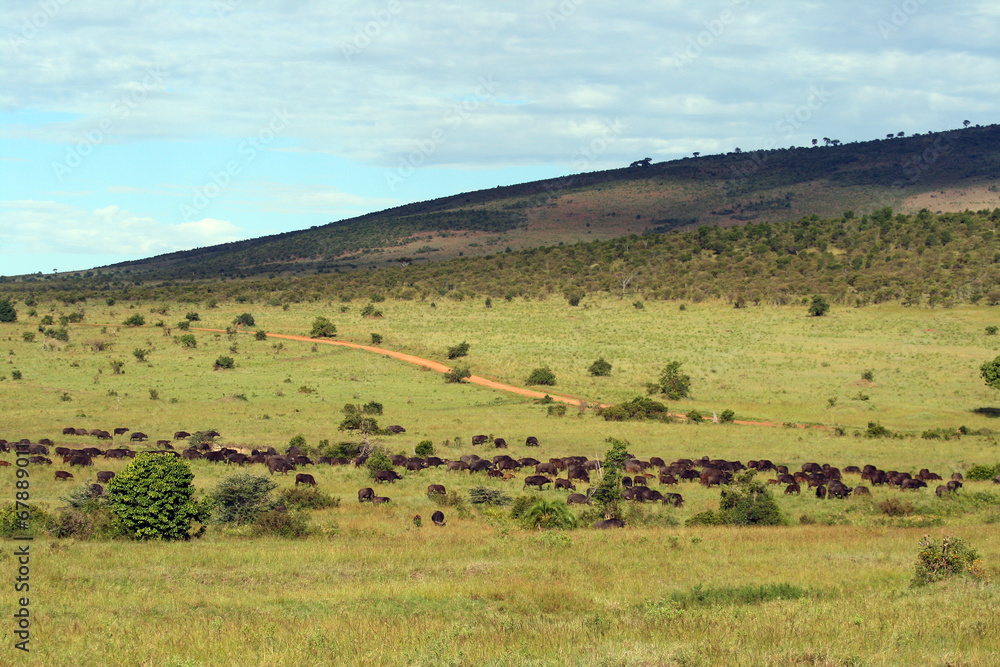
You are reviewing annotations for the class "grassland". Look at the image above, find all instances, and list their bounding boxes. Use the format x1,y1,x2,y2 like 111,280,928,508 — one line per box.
1,298,999,665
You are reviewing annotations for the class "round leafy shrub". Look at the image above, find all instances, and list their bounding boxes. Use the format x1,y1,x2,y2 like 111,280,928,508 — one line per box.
447,341,470,359
966,463,1000,481
588,357,612,377
370,333,382,345
686,409,704,423
912,535,983,586
414,440,434,457
444,364,471,383
469,486,513,506
310,316,337,338
276,487,340,511
982,356,1000,391
808,295,830,317
233,312,255,327
255,330,267,340
123,314,145,327
526,366,556,386
214,355,235,370
649,361,691,400
106,453,208,540
208,473,278,525
364,449,394,479
0,297,17,322
720,409,735,423
718,472,785,526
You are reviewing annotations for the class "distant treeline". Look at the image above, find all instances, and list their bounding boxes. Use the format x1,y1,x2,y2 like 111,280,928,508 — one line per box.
4,207,999,309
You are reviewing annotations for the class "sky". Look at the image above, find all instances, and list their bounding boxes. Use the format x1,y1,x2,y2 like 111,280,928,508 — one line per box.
1,0,997,277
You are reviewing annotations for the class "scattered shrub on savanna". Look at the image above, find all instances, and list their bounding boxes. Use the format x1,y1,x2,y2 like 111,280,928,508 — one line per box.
370,332,382,345
364,448,394,478
184,312,200,321
687,471,784,527
338,411,383,434
808,295,830,317
177,334,196,348
861,369,875,382
966,463,1000,481
176,320,190,330
414,440,434,457
310,316,336,338
11,370,21,380
359,303,382,318
468,486,512,506
877,498,915,517
123,314,145,327
233,312,255,327
519,498,578,530
526,366,556,386
250,510,312,539
444,364,471,383
446,341,470,359
591,437,630,520
866,422,893,438
207,474,278,525
276,487,340,511
21,331,34,343
214,355,235,370
647,361,691,400
106,453,209,540
430,490,467,510
255,330,267,341
686,409,704,423
601,396,670,422
0,297,17,322
720,409,735,423
588,357,612,377
912,535,985,586
982,356,1000,392
0,503,55,538
986,325,998,336
547,403,567,417
133,347,150,362
287,434,306,451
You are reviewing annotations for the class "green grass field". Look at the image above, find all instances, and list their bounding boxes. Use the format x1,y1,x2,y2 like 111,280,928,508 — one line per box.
1,297,999,665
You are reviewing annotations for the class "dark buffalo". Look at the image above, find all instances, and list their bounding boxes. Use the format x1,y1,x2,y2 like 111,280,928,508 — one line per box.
523,475,552,491
427,484,446,496
638,488,663,502
567,467,590,483
205,451,228,463
295,474,316,487
156,440,172,448
496,459,522,472
447,461,470,472
113,427,129,436
594,519,626,529
469,460,494,473
375,470,402,484
535,462,557,476
815,485,827,499
55,447,72,457
425,457,445,468
519,457,540,467
566,493,590,505
946,480,963,492
525,436,539,447
784,483,801,495
493,438,507,449
993,475,1000,485
28,456,51,465
74,428,88,436
97,471,116,483
853,486,871,496
471,435,488,446
54,471,73,481
901,479,927,491
659,474,677,485
129,432,148,442
486,470,504,478
386,425,406,434
267,457,294,475
95,431,112,440
29,444,49,455
554,478,575,491
62,427,76,436
662,493,684,507
935,485,949,497
38,438,53,446
432,510,446,526
174,431,191,439
950,472,963,481
372,496,391,505
621,476,633,488
182,449,204,460
68,454,92,467
358,487,375,503
632,475,648,487
827,482,852,499
89,484,104,497
227,453,249,466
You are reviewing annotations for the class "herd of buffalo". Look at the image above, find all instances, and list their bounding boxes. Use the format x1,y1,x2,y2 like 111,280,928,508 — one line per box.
3,427,999,529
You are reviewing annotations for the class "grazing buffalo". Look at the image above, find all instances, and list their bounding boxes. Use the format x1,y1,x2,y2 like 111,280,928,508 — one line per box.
568,467,590,483
638,488,663,503
54,471,73,481
385,425,406,434
525,436,539,447
493,438,507,449
554,478,576,491
784,483,801,495
97,471,116,483
129,432,148,442
174,431,191,439
182,449,204,460
372,496,391,505
535,462,558,476
901,479,927,491
95,431,112,440
993,475,1000,485
519,457,540,467
28,456,51,465
486,470,504,478
621,476,633,488
156,440,172,448
89,484,104,497
68,454,92,467
946,480,963,492
632,475,648,487
267,457,294,475
469,460,494,473
594,519,626,529
662,493,684,507
62,427,76,436
935,485,949,497
523,475,552,491
427,484,446,496
74,428,89,436
29,444,49,455
113,427,129,436
358,488,375,503
374,470,402,484
295,474,316,487
447,461,470,472
659,474,677,485
815,485,827,499
471,435,488,446
432,510,446,526
566,493,590,505
853,485,871,496
950,472,964,481
38,438,53,446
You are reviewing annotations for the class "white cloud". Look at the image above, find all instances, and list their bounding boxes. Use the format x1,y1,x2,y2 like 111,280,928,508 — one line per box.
0,200,244,257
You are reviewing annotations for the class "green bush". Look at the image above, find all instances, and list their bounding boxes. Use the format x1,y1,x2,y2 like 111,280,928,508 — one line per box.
982,356,1000,392
11,370,22,381
444,364,471,383
686,409,704,423
106,453,208,540
255,330,267,340
985,326,998,336
415,440,434,457
808,295,830,316
310,316,337,338
509,495,538,520
547,404,567,417
287,434,306,450
649,361,691,400
276,487,340,511
214,355,235,370
370,333,383,345
207,474,278,524
362,401,383,415
251,510,311,538
526,366,556,386
0,297,17,322
123,314,145,327
591,438,630,520
179,334,196,348
720,409,735,423
364,449,394,479
233,312,255,327
686,510,726,526
329,442,361,459
668,583,807,608
0,503,55,537
588,357,612,377
447,341,470,359
133,348,150,362
22,332,34,343
718,472,785,526
176,320,190,330
469,486,513,506
966,464,1000,481
519,499,578,530
912,535,984,586
601,396,669,421
866,422,892,438
338,413,381,433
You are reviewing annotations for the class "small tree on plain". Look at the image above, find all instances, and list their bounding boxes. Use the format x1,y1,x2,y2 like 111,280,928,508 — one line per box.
982,356,1000,392
651,361,690,400
310,317,336,338
591,438,629,520
444,365,471,383
447,341,470,359
526,366,556,386
105,453,208,540
588,358,612,377
808,295,830,317
123,314,145,327
233,313,255,327
207,474,278,525
0,297,17,323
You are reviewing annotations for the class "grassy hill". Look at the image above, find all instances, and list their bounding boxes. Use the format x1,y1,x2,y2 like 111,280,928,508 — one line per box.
53,123,1000,281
